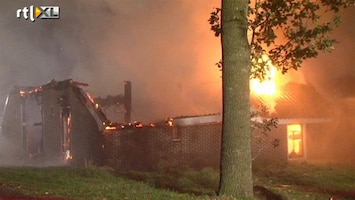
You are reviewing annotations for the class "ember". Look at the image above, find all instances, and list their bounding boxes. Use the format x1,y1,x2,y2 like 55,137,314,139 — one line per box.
166,117,174,127
65,150,72,160
105,125,117,131
19,87,42,97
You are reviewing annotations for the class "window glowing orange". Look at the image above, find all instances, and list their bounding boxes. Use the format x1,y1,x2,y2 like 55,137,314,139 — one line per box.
287,124,304,159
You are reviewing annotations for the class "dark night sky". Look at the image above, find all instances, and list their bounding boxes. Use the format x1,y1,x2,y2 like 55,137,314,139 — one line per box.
0,0,354,122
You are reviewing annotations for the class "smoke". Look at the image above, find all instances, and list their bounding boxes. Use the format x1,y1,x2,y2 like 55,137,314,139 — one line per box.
0,0,222,122
283,6,355,165
1,1,353,122
299,6,355,99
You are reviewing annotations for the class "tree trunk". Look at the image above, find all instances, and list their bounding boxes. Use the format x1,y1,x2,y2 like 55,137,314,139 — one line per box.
219,0,253,198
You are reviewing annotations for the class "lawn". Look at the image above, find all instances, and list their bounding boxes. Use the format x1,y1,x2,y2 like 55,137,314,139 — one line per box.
252,162,355,199
0,162,354,200
0,167,202,200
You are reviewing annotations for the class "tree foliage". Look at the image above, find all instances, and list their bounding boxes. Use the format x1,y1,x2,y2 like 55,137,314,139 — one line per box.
210,0,354,78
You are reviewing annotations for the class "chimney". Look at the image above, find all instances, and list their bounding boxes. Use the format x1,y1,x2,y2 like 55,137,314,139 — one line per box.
124,81,132,123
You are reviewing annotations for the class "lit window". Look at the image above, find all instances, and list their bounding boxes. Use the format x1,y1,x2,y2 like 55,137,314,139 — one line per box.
287,124,303,159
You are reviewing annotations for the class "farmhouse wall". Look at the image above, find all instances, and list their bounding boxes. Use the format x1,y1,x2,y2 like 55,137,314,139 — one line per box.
251,125,288,164
102,127,180,171
0,89,23,159
102,123,286,171
42,85,102,165
42,87,65,162
178,123,221,169
69,87,103,165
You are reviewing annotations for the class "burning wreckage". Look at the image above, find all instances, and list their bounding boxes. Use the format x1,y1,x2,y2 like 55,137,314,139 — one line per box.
0,78,198,167
0,78,223,169
0,79,137,166
1,79,354,169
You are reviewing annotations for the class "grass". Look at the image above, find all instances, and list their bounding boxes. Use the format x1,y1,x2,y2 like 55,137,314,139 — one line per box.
0,163,353,200
120,167,219,196
253,162,355,199
0,167,203,200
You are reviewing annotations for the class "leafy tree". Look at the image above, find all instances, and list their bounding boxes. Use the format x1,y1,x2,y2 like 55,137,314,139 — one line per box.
209,0,354,198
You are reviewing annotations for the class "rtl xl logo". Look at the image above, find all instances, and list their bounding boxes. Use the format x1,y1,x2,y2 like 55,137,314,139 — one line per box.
17,6,60,22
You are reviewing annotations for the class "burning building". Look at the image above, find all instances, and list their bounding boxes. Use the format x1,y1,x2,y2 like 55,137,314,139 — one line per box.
101,80,353,171
95,81,132,124
0,79,131,166
250,82,334,163
1,77,352,170
98,80,333,170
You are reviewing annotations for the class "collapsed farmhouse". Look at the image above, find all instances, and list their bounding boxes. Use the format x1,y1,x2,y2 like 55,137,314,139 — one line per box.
0,79,354,169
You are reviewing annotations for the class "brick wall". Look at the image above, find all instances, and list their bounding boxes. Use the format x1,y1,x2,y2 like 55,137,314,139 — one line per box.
251,125,288,164
178,123,221,169
102,123,287,171
102,127,181,171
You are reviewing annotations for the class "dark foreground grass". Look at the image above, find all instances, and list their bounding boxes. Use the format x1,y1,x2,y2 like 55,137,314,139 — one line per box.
122,162,355,199
120,167,220,196
0,163,354,200
0,167,203,200
253,162,355,199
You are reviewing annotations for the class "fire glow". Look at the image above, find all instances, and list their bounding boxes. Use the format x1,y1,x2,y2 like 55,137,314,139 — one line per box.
249,54,288,113
250,66,277,96
250,54,278,96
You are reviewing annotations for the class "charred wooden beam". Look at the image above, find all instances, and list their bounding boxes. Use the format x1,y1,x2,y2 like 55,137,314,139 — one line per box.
124,81,131,124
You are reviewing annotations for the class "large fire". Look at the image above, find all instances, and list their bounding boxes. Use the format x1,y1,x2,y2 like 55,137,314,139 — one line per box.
250,66,277,96
249,54,286,113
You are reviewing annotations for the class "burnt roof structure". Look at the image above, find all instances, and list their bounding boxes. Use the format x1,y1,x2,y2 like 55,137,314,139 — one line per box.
0,79,113,166
252,82,333,119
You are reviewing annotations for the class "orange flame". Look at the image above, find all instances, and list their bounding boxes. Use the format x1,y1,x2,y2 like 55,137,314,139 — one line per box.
250,54,284,113
105,126,117,130
250,66,277,96
65,150,73,160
